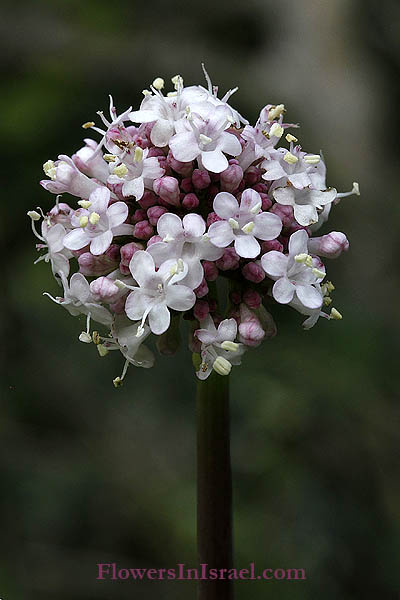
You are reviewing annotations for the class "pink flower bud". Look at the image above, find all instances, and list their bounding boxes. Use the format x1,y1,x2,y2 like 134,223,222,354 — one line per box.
134,220,154,240
216,247,240,271
147,205,168,226
252,183,268,194
220,164,243,193
153,176,180,206
243,289,261,309
244,166,261,186
242,261,265,283
182,193,199,210
229,158,240,166
138,190,158,210
203,260,219,281
194,278,209,298
270,203,294,228
207,212,222,227
147,147,165,158
167,151,193,177
261,239,284,254
78,251,119,276
308,231,349,258
180,177,193,193
260,193,272,210
132,208,147,224
192,169,211,190
147,234,162,247
194,300,210,321
90,276,120,303
208,184,220,199
238,304,265,347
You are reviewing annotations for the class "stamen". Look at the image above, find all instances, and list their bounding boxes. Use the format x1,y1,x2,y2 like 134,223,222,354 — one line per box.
305,154,320,165
43,160,57,180
82,121,95,129
79,332,92,343
89,212,100,225
152,77,165,90
78,200,92,209
113,164,128,177
27,210,41,221
103,154,117,162
269,123,284,138
250,201,262,214
228,218,239,230
312,267,325,279
142,89,152,96
163,233,175,242
330,308,342,320
285,133,298,143
283,151,298,164
80,216,89,228
221,341,239,352
199,134,212,145
97,344,109,357
268,104,285,120
242,221,255,234
134,147,143,162
213,356,232,376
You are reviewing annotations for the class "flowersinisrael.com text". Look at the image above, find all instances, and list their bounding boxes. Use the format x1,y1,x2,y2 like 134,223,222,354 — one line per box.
97,563,306,582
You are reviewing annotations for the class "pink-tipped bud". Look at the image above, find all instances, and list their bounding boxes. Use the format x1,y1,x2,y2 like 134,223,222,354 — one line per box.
208,184,220,199
181,177,193,193
132,208,147,224
90,277,120,303
203,260,219,281
238,304,265,347
134,220,154,240
220,164,243,193
109,296,126,314
194,278,209,298
147,234,162,247
244,166,261,186
182,193,200,210
138,190,158,209
252,183,268,194
192,169,211,190
153,176,180,206
147,147,165,158
147,205,168,226
261,239,284,254
270,203,295,228
216,247,240,271
242,261,265,283
308,231,349,258
167,151,193,177
194,300,210,321
243,289,261,309
207,212,222,227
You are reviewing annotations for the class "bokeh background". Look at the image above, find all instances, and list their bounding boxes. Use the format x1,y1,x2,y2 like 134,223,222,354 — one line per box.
2,0,400,598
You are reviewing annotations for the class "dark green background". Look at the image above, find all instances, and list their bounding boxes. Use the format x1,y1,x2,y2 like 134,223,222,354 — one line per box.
2,1,399,598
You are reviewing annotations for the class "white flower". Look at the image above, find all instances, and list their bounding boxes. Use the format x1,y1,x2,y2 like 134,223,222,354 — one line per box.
261,229,325,310
124,251,196,335
195,315,246,380
64,187,133,256
147,212,223,289
107,146,164,200
129,77,207,147
41,155,99,198
108,315,155,367
208,189,282,258
28,210,72,278
44,272,113,325
72,138,110,182
272,185,337,227
199,63,248,128
169,104,242,173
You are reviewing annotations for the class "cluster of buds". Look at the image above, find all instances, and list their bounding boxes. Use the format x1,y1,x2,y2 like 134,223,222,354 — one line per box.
29,66,359,385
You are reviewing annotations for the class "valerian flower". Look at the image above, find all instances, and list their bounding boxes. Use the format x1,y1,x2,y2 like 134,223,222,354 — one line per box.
195,315,246,379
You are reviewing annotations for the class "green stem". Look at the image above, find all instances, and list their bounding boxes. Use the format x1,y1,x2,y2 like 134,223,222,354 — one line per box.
197,372,233,599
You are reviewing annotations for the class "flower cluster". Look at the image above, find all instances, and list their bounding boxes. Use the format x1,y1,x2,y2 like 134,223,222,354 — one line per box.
29,66,359,385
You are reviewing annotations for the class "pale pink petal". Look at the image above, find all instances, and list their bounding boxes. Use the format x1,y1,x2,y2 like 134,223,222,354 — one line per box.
253,212,282,241
234,234,260,258
90,230,113,255
182,213,206,238
106,201,128,228
69,273,90,302
216,318,237,342
288,229,309,256
165,285,196,311
288,172,311,189
157,213,183,240
170,131,200,162
122,177,144,200
296,284,323,310
125,290,153,321
47,224,66,253
213,192,239,219
261,251,288,277
89,186,110,213
150,119,174,147
149,304,170,334
64,228,90,251
293,204,318,226
219,131,242,156
86,302,113,325
272,186,296,206
201,149,228,173
129,250,156,286
240,189,262,213
272,277,295,304
129,109,159,123
208,221,235,248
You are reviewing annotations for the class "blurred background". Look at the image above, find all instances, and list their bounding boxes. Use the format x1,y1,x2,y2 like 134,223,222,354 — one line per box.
2,0,400,598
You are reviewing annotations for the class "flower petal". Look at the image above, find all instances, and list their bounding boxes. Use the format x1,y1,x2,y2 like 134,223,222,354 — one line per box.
86,302,113,325
293,203,318,226
170,131,200,162
107,201,128,228
149,303,170,335
272,277,295,304
288,172,311,189
234,234,260,258
122,177,144,200
219,131,242,156
129,250,155,286
165,284,196,311
125,290,153,321
208,221,235,248
63,228,90,251
182,213,206,238
89,186,110,213
217,318,237,342
240,189,262,213
213,192,239,219
288,229,309,256
201,149,228,173
70,273,90,302
157,212,183,240
272,186,296,206
261,251,288,277
296,284,323,309
253,212,282,241
90,230,113,255
150,119,174,147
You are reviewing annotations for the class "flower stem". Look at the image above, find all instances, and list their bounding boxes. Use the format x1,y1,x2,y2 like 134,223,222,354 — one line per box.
197,372,233,599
